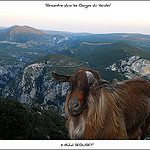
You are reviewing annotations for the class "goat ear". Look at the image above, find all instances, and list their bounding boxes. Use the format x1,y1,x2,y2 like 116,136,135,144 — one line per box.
51,71,71,82
99,79,118,89
99,79,109,87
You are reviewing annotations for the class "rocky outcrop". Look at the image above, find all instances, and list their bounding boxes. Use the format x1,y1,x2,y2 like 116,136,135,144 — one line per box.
2,62,69,114
0,63,24,92
2,54,89,115
107,56,150,80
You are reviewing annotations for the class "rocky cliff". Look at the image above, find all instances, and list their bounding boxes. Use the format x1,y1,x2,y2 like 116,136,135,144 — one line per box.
2,54,89,114
106,55,150,80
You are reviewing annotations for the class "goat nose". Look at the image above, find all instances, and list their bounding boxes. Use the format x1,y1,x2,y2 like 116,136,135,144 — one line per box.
69,100,80,109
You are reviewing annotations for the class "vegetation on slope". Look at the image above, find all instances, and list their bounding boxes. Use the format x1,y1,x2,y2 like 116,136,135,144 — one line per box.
0,97,69,140
38,53,90,75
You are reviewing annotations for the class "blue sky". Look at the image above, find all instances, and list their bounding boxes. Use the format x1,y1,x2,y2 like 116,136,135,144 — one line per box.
0,1,150,34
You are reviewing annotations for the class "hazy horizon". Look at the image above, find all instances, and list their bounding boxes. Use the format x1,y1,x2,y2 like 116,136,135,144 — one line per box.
2,24,150,36
1,1,150,35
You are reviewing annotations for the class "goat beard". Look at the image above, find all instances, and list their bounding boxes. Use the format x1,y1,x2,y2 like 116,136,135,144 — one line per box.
66,89,107,140
67,115,86,139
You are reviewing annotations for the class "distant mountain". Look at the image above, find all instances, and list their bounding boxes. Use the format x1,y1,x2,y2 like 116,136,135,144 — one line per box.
41,29,92,38
2,53,89,114
2,25,150,52
0,25,75,52
77,33,150,52
0,25,44,42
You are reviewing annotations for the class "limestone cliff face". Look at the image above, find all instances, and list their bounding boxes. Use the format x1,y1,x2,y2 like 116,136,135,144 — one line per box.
0,63,24,92
2,54,89,114
107,56,150,80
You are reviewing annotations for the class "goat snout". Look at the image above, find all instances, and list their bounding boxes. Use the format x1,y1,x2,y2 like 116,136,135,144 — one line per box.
68,100,80,110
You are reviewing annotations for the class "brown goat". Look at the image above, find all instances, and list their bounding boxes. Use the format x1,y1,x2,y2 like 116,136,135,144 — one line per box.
52,68,150,140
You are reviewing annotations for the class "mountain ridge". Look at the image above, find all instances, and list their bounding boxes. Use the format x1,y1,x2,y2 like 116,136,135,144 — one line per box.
0,25,74,51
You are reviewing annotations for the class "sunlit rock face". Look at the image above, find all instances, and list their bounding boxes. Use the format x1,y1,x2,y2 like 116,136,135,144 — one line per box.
2,62,70,115
2,54,89,115
107,56,150,80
